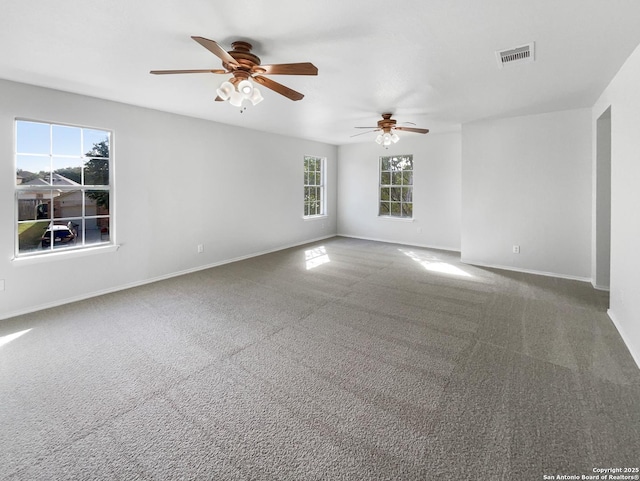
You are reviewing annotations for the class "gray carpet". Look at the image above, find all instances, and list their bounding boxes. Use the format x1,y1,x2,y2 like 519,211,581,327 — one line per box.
1,236,638,480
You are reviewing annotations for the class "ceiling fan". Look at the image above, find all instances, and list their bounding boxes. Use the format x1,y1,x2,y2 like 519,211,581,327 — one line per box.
150,36,318,105
352,113,429,146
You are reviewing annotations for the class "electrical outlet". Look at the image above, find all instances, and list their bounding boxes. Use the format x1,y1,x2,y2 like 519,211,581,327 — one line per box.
513,245,520,254
197,244,204,254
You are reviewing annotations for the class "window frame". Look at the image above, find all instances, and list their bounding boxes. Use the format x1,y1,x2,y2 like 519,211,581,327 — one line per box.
378,154,414,219
14,119,114,259
303,155,326,218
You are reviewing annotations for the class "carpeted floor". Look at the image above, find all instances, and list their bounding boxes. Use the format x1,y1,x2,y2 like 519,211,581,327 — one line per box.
1,236,638,480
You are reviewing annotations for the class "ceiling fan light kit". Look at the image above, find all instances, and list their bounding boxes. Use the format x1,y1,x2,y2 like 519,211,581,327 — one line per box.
217,78,264,108
375,132,399,146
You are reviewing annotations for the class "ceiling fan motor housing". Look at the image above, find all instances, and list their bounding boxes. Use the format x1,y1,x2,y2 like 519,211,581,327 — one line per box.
225,41,265,77
378,113,397,133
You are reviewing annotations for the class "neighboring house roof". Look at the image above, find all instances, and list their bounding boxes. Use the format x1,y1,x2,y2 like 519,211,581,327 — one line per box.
22,173,80,187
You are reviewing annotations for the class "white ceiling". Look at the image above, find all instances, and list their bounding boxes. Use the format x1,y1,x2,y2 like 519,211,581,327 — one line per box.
1,0,640,145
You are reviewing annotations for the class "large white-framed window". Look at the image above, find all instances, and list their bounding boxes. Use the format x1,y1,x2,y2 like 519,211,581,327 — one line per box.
303,155,325,217
15,119,112,257
379,154,413,218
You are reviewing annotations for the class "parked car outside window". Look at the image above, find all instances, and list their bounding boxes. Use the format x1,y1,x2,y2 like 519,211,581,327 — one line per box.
41,222,77,248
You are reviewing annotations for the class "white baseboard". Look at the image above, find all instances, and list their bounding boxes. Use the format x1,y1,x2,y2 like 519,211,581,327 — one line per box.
0,234,336,322
592,283,611,292
607,309,640,370
336,233,461,253
460,258,592,283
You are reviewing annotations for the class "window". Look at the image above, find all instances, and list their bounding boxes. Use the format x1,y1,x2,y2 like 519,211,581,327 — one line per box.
15,120,112,257
303,155,325,217
379,154,413,218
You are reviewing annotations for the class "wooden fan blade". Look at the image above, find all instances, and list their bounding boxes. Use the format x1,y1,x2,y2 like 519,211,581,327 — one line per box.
253,75,304,101
258,63,318,75
350,129,380,138
354,126,378,129
214,96,224,101
191,36,239,68
395,127,430,134
150,69,227,75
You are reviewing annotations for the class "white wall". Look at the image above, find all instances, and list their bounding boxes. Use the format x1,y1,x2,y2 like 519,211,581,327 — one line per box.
337,132,461,251
592,43,640,366
461,108,592,279
0,79,337,319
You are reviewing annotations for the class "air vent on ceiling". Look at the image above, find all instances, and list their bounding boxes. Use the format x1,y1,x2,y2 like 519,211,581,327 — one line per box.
495,42,535,68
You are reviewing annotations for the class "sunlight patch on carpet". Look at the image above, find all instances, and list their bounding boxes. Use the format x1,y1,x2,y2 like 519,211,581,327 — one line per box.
305,246,330,270
0,328,32,348
399,249,473,278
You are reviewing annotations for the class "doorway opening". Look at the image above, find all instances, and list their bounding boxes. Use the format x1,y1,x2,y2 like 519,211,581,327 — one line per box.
595,106,611,291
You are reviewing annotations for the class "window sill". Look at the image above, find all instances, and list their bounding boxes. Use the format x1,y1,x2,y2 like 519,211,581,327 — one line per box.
12,244,120,265
303,214,328,221
378,216,415,222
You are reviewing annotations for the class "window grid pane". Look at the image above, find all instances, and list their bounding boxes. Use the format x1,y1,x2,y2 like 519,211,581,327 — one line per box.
379,154,413,218
303,155,325,217
15,120,112,257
